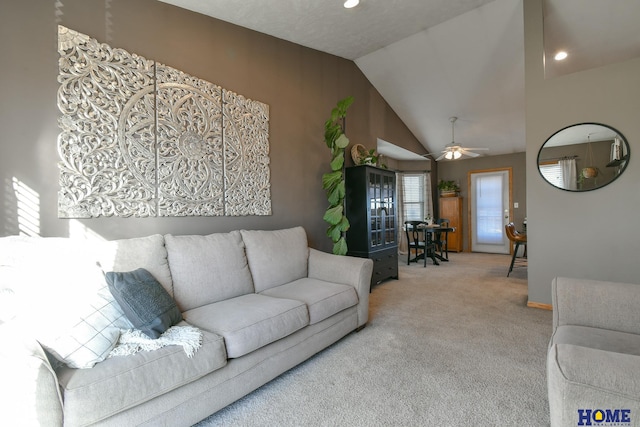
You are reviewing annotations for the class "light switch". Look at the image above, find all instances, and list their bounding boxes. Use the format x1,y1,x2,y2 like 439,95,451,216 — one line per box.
514,202,519,208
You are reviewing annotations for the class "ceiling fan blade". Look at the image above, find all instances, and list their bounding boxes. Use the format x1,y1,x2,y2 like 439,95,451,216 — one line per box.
435,153,447,161
462,147,489,151
460,150,480,158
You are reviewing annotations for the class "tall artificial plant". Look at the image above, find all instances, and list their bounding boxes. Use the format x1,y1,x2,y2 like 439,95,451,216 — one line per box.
322,96,354,255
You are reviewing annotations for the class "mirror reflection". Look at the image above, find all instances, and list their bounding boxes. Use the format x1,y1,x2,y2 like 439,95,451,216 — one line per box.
538,123,629,191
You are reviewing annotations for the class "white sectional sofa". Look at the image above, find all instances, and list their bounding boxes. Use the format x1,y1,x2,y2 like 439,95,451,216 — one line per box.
0,226,373,426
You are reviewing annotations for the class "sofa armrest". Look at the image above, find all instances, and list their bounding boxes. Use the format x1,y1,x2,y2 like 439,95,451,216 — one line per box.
552,276,640,335
308,248,373,328
0,325,63,427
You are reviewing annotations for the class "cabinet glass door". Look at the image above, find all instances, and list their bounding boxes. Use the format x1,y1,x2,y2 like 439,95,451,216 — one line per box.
367,170,396,249
369,172,382,248
382,174,396,245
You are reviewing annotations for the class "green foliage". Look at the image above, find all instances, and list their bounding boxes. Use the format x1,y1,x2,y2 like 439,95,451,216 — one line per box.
323,204,344,225
323,96,354,255
332,237,348,256
330,151,344,171
437,180,460,192
322,170,342,190
334,134,350,149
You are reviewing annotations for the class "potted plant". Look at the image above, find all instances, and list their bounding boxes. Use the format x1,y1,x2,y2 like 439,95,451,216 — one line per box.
438,180,460,197
351,144,385,167
360,148,379,166
581,166,599,179
577,166,600,189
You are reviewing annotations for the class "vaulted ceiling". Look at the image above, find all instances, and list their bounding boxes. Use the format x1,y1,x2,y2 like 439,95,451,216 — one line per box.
157,0,640,161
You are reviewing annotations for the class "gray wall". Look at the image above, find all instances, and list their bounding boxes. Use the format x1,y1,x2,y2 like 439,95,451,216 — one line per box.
524,0,640,305
0,0,423,252
436,152,527,252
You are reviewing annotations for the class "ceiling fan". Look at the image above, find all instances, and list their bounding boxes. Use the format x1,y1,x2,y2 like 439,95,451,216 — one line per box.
426,117,489,161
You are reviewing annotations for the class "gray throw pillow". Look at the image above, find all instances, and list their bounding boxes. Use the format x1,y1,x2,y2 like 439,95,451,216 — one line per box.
105,268,182,339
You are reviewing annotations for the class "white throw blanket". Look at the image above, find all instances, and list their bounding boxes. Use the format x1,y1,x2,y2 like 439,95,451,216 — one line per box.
109,325,202,358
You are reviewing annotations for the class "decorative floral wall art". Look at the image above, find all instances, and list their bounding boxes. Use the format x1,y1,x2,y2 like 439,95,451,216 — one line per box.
57,26,271,218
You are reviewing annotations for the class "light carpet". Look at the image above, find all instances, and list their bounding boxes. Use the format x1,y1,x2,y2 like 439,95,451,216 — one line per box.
195,252,551,426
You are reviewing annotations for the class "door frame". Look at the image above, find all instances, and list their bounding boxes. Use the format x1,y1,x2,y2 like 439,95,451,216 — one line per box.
467,167,513,254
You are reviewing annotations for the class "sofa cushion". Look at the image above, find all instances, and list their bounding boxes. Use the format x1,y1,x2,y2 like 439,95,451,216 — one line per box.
95,234,173,297
183,294,309,358
105,268,182,339
260,278,358,325
56,323,227,427
240,227,309,292
551,343,640,399
165,232,254,311
0,236,94,305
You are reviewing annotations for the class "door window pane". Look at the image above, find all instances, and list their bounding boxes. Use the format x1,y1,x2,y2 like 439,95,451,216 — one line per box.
475,175,503,245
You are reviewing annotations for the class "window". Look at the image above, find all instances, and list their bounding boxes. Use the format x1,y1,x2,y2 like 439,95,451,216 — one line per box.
401,174,427,221
539,161,563,188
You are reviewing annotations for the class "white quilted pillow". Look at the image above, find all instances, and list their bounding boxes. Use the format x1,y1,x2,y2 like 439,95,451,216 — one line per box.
2,237,132,369
36,279,133,369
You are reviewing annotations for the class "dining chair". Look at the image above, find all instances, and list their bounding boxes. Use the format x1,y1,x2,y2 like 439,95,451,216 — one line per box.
505,222,527,276
404,221,426,267
435,218,450,261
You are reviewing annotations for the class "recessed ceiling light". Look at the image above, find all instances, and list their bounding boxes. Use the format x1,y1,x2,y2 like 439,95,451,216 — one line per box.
554,51,568,61
344,0,359,8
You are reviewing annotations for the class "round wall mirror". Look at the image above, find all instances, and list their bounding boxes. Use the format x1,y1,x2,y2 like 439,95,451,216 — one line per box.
537,123,630,192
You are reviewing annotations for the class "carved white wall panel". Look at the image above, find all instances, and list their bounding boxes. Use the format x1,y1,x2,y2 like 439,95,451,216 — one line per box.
57,26,156,218
141,64,225,217
223,90,271,216
57,26,271,218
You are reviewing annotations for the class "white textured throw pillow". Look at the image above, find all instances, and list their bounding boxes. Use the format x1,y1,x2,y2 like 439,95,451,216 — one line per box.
1,237,132,369
36,279,133,369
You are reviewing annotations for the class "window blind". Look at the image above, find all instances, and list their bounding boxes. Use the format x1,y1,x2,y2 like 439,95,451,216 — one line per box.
539,162,563,188
402,174,424,221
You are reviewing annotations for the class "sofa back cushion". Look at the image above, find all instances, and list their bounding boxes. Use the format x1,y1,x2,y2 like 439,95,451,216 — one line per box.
165,231,254,311
240,227,309,293
95,234,173,296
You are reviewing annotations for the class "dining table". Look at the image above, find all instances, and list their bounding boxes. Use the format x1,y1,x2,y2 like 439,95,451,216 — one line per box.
419,223,455,263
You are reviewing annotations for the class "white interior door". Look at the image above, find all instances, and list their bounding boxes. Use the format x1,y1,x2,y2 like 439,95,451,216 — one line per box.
470,170,510,254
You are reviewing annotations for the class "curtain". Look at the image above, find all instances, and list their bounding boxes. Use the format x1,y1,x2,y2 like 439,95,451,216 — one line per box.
397,173,408,254
560,158,577,191
424,173,433,222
